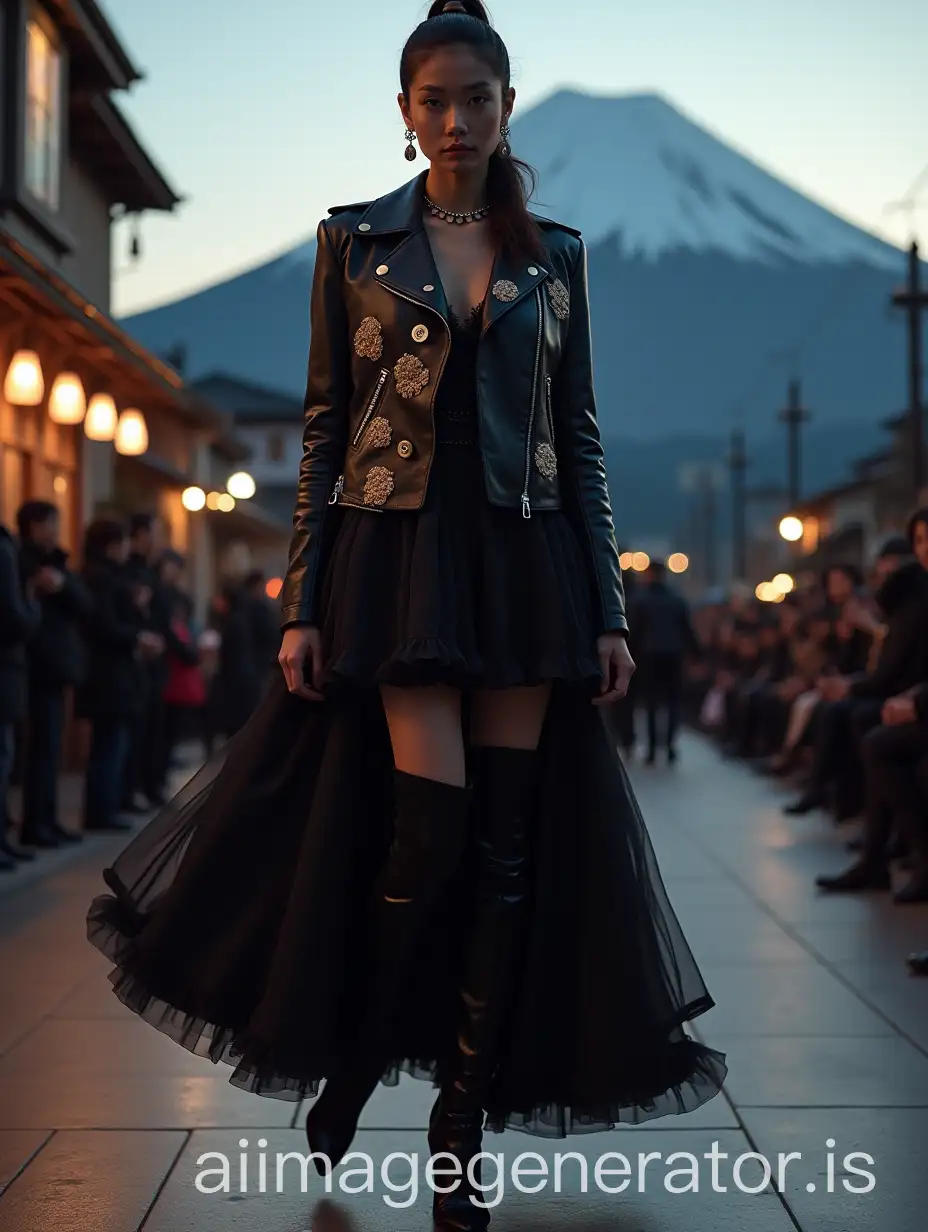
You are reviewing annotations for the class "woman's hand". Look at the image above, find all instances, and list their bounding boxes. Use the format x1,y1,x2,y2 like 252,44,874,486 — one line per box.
593,632,635,706
278,625,325,701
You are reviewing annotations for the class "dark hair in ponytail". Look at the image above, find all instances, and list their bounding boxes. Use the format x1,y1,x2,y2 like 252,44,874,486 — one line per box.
401,1,546,262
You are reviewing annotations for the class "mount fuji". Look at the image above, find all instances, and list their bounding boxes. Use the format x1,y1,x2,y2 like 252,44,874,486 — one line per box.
123,90,916,536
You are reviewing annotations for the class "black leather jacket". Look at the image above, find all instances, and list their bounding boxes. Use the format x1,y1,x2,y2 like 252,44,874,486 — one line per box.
280,171,627,635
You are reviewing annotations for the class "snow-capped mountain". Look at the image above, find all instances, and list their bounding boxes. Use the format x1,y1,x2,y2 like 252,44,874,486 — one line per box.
516,91,899,268
122,88,914,520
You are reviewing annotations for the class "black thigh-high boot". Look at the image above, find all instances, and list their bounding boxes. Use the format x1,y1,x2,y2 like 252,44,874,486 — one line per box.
429,745,538,1232
305,768,471,1171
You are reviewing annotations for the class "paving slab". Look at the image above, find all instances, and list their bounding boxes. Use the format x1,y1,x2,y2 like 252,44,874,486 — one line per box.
0,1129,185,1232
143,1127,799,1232
740,1107,928,1232
0,1130,51,1195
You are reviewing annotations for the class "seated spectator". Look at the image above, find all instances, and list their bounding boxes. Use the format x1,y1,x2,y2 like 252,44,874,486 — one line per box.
812,515,928,892
783,535,922,822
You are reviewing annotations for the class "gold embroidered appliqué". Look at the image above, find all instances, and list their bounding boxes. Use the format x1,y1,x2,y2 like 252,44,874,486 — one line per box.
492,279,519,303
534,442,558,479
363,465,394,505
365,416,392,449
546,279,570,320
354,316,383,361
394,353,429,399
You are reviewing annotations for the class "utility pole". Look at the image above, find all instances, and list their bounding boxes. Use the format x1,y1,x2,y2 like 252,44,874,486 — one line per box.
891,241,928,500
778,378,811,509
700,466,718,589
728,428,748,582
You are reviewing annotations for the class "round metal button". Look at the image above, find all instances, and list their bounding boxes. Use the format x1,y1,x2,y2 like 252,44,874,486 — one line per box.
528,266,539,275
411,324,429,343
423,284,435,292
358,223,371,231
376,263,389,275
397,439,413,458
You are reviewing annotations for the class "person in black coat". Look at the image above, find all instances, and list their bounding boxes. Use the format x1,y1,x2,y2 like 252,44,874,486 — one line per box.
122,512,169,810
0,524,40,870
628,558,700,763
16,501,91,849
76,519,164,833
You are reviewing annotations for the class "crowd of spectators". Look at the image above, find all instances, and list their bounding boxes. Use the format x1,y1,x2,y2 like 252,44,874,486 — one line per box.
682,507,928,976
0,503,278,880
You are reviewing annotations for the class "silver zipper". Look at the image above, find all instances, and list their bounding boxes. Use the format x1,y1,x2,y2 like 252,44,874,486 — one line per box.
544,374,555,441
328,474,344,504
351,368,389,448
520,286,544,519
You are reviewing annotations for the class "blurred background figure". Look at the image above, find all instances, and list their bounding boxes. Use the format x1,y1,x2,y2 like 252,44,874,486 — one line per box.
0,522,39,871
628,557,700,764
123,513,168,812
77,519,164,834
17,501,91,850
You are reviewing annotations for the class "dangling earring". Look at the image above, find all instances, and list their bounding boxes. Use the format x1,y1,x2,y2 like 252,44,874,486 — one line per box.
498,123,511,158
404,129,417,161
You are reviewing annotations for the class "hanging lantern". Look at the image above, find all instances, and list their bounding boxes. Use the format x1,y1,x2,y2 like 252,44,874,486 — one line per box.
217,493,236,512
3,350,44,405
84,393,118,440
48,372,86,425
114,408,149,456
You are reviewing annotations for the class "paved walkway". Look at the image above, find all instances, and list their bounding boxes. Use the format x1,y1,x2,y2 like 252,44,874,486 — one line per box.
1,734,926,1231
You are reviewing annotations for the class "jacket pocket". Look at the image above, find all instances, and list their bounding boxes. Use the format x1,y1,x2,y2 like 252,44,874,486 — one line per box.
351,368,389,449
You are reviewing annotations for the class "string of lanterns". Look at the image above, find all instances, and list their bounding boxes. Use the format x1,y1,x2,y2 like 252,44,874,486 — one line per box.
3,348,148,455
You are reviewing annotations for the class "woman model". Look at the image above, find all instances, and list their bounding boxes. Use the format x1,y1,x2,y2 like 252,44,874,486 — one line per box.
87,3,726,1227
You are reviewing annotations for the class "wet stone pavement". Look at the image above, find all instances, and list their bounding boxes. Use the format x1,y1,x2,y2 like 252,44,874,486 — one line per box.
1,733,926,1231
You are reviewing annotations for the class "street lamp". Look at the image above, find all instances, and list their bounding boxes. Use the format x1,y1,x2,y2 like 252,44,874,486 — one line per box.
779,515,803,542
114,408,148,456
182,486,206,512
227,471,256,500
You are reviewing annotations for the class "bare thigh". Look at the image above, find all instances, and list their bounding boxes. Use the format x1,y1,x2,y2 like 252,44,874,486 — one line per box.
379,684,466,785
469,684,552,750
378,683,554,783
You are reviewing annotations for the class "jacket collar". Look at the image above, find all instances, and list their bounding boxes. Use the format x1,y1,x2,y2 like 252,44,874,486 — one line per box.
353,172,552,332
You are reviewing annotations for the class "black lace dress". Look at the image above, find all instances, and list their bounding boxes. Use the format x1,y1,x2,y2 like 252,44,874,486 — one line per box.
317,302,604,692
85,301,727,1136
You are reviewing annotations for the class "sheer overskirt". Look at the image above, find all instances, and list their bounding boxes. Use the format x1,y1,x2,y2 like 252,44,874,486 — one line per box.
87,671,726,1135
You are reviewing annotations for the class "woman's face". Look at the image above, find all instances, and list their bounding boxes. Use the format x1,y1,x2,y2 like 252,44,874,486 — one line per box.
912,518,928,570
105,536,129,565
399,46,513,175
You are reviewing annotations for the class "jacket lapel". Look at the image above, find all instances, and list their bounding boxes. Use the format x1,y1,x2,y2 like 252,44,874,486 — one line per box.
482,248,550,334
351,172,450,327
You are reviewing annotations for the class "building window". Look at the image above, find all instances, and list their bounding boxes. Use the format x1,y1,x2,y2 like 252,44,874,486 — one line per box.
266,431,285,463
24,16,62,209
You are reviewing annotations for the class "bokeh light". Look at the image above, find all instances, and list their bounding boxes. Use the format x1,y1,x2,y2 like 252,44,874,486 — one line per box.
779,516,803,542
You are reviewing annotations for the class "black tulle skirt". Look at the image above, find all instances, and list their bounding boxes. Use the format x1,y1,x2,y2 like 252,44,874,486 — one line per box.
85,446,727,1135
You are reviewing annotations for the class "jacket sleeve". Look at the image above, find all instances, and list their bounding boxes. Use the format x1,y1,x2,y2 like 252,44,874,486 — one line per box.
280,218,351,629
551,238,627,635
88,576,142,652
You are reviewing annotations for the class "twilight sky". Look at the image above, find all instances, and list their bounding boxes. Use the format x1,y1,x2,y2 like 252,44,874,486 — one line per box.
104,0,928,317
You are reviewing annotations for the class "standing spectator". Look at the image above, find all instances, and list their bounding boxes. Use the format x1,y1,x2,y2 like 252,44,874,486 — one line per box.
0,523,39,870
158,588,206,783
242,570,282,678
629,558,700,763
123,513,168,810
17,501,91,849
76,519,164,833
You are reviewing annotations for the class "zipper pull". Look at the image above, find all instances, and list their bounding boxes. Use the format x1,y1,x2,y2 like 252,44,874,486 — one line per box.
521,494,531,520
328,475,344,505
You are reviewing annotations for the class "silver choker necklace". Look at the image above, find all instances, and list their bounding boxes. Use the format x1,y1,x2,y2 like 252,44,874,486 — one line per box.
424,195,490,225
